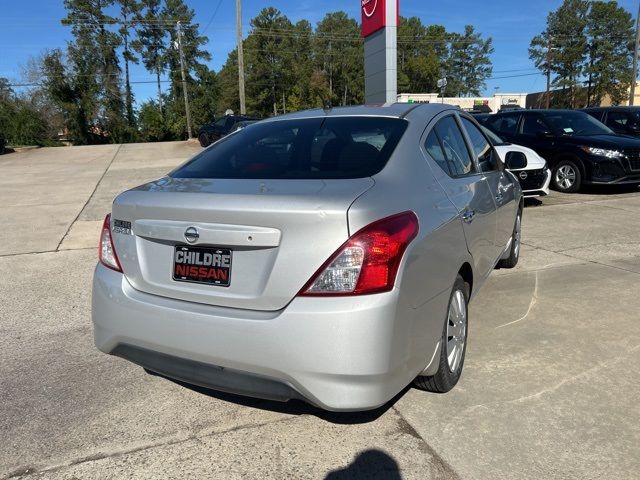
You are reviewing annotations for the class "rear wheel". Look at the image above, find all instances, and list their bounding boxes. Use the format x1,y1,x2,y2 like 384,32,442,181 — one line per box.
414,275,469,393
198,133,210,148
552,159,582,193
497,209,521,269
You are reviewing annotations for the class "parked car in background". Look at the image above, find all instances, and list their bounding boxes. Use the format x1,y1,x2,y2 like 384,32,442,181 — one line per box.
229,120,258,134
481,126,551,198
92,104,524,411
0,135,6,155
484,109,640,193
198,114,260,147
471,112,491,124
582,107,640,137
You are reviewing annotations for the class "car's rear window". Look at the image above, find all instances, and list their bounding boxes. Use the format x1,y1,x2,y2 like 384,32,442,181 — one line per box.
171,117,408,179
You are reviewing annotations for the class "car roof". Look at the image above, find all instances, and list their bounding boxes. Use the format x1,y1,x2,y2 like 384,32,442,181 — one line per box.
264,103,456,122
494,109,587,115
583,106,639,111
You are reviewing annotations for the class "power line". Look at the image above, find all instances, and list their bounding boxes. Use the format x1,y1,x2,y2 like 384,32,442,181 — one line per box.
201,0,224,35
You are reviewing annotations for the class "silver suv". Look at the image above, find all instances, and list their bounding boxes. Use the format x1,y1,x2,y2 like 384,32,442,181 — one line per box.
92,103,523,411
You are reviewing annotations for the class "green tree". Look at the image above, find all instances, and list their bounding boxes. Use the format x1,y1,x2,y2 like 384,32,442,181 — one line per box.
132,0,168,114
138,97,170,141
217,48,240,114
244,7,295,116
398,18,443,93
533,0,589,107
116,0,142,128
161,0,211,137
585,1,634,105
62,0,128,142
314,12,363,106
446,26,493,97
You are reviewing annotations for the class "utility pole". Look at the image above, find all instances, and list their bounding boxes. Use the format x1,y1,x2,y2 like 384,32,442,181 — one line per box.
176,21,193,139
630,3,640,106
236,0,246,115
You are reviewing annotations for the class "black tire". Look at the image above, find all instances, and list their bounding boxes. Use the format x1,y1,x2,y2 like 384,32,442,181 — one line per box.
198,133,210,148
414,275,469,393
497,208,522,269
551,159,582,193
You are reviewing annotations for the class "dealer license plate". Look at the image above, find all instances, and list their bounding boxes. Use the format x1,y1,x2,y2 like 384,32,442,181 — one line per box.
173,246,232,287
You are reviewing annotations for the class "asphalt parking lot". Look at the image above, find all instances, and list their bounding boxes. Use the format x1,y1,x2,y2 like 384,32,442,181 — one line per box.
1,142,639,480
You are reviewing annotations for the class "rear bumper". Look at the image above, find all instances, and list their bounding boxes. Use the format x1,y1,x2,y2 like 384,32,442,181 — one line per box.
92,264,427,411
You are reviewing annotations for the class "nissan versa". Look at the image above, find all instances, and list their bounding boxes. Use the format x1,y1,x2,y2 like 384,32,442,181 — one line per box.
92,104,524,411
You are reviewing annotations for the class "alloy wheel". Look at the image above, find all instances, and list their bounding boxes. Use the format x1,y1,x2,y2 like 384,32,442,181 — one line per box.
514,214,521,259
555,165,576,190
446,289,467,372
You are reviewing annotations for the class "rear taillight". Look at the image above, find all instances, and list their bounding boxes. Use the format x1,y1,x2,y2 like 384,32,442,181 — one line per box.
299,211,419,296
99,213,122,272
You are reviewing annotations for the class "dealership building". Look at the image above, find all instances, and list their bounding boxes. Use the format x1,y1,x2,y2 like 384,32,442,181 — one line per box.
396,92,528,112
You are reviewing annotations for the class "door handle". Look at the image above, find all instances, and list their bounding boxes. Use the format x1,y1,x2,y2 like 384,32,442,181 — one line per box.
462,209,476,224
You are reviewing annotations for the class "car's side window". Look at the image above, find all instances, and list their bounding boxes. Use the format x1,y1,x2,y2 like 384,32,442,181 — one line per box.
521,114,550,136
607,111,630,128
486,114,519,136
460,117,500,173
432,116,475,177
424,130,451,175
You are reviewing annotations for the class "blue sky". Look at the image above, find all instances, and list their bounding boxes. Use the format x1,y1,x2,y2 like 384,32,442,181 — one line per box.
1,0,638,103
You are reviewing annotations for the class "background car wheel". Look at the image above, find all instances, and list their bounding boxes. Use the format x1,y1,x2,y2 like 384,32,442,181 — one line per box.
552,159,582,193
498,209,522,269
414,275,469,393
198,133,210,148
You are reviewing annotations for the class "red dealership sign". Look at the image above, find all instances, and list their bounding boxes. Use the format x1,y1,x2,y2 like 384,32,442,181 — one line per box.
361,0,398,37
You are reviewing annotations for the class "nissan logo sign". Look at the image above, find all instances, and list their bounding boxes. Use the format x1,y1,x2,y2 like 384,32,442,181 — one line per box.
184,226,200,244
519,171,528,180
362,0,378,17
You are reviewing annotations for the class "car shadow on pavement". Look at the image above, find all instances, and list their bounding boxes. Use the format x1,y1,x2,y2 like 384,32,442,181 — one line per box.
163,374,412,425
324,449,402,479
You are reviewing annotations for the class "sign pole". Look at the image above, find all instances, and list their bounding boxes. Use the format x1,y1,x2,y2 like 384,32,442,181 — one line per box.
362,0,398,104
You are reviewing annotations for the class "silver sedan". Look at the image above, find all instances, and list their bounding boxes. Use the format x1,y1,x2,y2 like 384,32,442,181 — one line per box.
92,103,524,411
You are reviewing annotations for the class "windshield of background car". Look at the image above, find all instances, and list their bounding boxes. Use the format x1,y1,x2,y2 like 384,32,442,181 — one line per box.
544,112,614,136
481,126,508,146
171,117,408,179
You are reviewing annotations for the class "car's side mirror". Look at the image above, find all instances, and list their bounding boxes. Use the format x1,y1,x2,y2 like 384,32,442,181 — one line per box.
505,151,528,170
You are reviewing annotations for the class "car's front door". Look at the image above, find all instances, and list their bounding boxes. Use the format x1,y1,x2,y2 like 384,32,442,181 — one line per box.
424,115,498,280
460,116,517,253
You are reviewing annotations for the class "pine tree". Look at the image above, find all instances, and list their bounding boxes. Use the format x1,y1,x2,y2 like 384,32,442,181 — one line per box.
445,26,493,97
161,0,210,137
132,0,167,114
62,0,127,142
245,8,295,116
585,1,634,105
314,12,363,106
116,0,141,128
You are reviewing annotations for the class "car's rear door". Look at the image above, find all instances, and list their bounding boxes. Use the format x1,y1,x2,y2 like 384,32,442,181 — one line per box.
460,116,517,252
518,112,556,161
424,114,498,280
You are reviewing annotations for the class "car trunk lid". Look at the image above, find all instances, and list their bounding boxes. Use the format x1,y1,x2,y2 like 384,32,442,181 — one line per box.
110,177,374,311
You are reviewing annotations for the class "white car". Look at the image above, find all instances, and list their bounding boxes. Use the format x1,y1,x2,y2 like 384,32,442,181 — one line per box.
482,126,551,198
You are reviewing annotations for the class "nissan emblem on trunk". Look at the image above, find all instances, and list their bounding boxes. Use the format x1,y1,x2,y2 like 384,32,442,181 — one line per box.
184,227,200,244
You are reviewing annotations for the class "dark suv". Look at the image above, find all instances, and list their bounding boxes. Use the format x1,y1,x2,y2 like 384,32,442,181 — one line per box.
198,114,260,147
484,109,640,192
582,107,640,137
